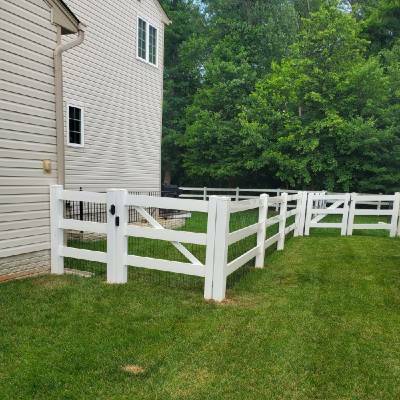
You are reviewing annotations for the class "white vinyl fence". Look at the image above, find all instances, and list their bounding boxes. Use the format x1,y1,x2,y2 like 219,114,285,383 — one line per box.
347,193,400,237
304,192,400,238
179,187,299,201
50,186,400,301
305,193,351,236
50,186,307,301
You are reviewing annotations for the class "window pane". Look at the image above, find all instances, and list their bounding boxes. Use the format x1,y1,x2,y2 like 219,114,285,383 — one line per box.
75,107,81,120
149,25,157,65
138,18,147,60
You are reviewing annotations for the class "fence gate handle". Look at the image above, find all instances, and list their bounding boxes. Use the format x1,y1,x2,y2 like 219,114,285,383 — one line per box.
109,204,116,215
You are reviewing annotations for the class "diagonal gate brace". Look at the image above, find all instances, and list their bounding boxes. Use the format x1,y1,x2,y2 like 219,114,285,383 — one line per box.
311,200,344,224
134,206,203,265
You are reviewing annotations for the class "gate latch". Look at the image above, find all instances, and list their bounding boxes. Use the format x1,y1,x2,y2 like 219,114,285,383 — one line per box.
110,204,116,215
115,216,120,227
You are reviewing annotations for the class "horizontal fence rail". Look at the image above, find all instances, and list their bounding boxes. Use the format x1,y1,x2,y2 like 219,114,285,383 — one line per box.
347,193,400,237
50,186,400,302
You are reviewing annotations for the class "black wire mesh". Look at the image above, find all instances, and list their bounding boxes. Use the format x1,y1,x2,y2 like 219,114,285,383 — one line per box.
63,190,208,290
62,190,301,292
226,208,259,288
63,198,107,279
127,208,207,291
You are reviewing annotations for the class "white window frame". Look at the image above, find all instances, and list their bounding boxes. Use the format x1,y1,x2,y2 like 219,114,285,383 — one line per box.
136,16,158,68
66,102,85,148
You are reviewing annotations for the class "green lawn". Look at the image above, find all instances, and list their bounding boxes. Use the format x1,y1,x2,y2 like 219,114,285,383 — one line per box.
1,227,399,399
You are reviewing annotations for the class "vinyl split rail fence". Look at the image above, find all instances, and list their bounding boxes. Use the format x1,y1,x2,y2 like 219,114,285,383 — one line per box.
305,193,351,236
179,187,324,210
212,192,307,300
179,187,298,201
347,193,400,237
305,192,400,237
50,186,306,301
50,186,400,301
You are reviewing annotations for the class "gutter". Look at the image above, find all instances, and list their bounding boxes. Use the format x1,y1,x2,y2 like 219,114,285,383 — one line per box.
54,24,85,185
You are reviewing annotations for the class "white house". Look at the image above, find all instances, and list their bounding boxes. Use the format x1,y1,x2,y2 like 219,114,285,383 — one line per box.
61,0,170,192
0,0,170,280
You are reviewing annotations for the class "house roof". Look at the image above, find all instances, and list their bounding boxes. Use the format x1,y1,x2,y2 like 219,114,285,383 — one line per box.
45,0,81,34
46,0,170,32
153,0,172,25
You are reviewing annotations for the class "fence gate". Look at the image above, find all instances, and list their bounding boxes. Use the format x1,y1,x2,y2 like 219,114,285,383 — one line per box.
347,193,400,237
305,193,350,236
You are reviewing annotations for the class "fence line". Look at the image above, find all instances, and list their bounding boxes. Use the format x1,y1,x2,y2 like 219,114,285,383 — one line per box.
305,193,350,236
347,193,400,237
50,186,400,302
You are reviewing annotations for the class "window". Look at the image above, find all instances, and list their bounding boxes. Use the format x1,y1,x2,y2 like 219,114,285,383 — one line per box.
137,17,158,66
138,17,147,60
67,105,84,147
149,25,157,65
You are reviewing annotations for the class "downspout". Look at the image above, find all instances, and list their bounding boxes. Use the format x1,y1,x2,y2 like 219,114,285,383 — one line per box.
54,24,85,185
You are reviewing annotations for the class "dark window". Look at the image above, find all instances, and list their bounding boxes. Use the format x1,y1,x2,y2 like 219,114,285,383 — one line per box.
68,106,83,145
138,18,147,60
149,25,157,65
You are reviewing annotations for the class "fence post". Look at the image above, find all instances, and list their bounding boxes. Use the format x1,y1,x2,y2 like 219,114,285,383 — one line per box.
212,196,231,302
304,192,314,236
235,187,240,202
255,194,268,268
204,196,218,300
50,185,64,275
397,195,400,237
276,188,281,211
277,192,288,250
79,187,83,221
346,193,355,236
107,189,128,284
294,192,303,237
296,191,308,237
378,193,383,212
203,187,207,201
390,192,400,238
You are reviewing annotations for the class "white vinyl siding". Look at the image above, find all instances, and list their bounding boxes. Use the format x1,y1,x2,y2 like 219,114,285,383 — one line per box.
62,0,165,192
0,0,57,273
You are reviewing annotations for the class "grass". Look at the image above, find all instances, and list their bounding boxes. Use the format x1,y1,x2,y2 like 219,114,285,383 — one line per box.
0,217,399,399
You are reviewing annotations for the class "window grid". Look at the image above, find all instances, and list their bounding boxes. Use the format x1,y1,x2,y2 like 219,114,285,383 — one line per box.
138,18,147,60
149,25,157,65
69,106,82,145
137,17,157,66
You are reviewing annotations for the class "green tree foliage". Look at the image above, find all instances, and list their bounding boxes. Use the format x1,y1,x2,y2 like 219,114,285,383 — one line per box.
182,0,298,185
351,0,400,53
160,0,205,184
240,5,399,192
160,0,399,192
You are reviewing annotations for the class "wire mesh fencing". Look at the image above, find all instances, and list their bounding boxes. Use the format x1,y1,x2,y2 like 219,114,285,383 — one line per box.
63,198,107,279
126,206,208,291
63,190,209,291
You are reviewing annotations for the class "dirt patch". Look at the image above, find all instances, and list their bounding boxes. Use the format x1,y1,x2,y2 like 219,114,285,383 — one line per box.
122,364,145,375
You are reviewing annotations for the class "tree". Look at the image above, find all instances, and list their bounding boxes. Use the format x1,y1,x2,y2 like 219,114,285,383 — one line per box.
160,0,205,184
240,4,399,192
182,0,298,185
351,0,400,53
